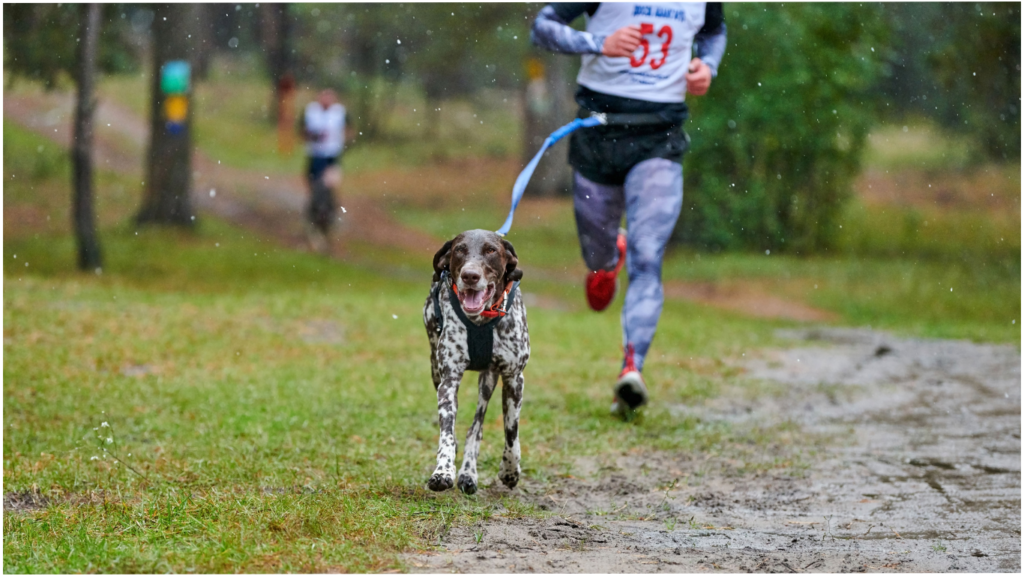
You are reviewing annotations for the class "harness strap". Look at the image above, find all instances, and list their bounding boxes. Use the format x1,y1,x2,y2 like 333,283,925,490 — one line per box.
432,276,445,333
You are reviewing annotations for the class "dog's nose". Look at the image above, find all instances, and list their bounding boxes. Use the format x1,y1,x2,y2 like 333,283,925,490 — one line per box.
461,270,481,286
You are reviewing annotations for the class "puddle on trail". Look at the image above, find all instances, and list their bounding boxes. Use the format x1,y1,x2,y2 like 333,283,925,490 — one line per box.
405,328,1020,573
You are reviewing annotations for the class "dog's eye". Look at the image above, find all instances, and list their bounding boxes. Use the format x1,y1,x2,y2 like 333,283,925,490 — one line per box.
485,246,496,255
455,245,468,254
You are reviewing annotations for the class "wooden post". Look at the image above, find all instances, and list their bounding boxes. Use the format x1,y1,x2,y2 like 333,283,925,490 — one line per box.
136,3,199,227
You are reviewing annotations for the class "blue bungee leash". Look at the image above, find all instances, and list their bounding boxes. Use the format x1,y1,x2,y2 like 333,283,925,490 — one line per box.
495,113,608,237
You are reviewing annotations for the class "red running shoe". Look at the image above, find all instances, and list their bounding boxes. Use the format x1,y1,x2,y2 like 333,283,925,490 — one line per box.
585,229,627,312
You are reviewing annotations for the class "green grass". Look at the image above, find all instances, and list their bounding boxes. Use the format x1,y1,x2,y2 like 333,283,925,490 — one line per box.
3,125,788,572
660,250,1020,343
3,123,141,238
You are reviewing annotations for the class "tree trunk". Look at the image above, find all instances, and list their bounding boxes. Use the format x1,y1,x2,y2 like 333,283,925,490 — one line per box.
72,3,102,271
136,3,199,227
522,50,574,197
193,4,218,81
261,3,291,123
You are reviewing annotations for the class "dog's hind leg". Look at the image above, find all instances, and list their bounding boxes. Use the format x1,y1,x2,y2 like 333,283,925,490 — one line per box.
457,370,498,495
498,372,524,489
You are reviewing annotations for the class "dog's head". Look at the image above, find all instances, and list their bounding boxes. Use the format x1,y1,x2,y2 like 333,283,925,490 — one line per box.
433,230,522,317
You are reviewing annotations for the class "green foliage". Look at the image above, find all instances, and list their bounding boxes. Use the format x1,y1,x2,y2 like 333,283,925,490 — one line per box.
3,4,141,89
878,3,1020,163
929,3,1021,161
289,3,532,139
680,3,888,253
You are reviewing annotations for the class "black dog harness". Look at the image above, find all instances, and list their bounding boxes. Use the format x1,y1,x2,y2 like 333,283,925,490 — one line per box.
432,270,520,371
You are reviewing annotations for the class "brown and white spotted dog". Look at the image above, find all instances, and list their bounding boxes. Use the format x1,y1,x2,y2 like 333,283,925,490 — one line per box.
422,229,530,494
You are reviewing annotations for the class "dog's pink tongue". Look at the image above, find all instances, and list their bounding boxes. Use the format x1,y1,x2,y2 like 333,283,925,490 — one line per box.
463,290,485,309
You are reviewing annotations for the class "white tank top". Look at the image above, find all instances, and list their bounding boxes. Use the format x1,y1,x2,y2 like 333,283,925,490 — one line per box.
304,102,346,158
577,2,707,103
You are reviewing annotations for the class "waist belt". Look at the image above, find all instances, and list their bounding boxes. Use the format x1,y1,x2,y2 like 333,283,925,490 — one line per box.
431,271,520,372
585,110,683,127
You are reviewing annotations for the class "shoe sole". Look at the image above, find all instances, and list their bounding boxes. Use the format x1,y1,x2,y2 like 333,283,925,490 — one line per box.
614,372,648,411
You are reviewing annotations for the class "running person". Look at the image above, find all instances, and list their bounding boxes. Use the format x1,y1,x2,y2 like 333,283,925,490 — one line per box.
531,3,726,417
302,89,347,251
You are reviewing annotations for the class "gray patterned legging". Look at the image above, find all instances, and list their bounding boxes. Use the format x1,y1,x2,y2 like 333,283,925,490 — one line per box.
573,158,683,372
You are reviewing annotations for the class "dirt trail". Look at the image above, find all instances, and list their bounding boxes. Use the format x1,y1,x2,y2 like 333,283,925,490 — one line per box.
404,328,1020,573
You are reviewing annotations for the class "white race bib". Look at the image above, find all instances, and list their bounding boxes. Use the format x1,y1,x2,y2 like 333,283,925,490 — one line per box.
577,2,706,103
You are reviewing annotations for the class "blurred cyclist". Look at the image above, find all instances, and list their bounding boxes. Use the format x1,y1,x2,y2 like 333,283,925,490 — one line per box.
302,88,346,253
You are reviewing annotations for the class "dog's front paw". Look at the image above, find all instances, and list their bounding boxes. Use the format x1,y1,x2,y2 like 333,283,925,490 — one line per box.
427,470,455,492
457,473,478,495
498,466,520,489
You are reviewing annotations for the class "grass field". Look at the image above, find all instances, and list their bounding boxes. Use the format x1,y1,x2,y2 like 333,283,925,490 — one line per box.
3,66,1020,572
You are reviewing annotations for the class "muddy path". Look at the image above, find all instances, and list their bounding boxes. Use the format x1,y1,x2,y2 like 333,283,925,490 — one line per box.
404,328,1020,573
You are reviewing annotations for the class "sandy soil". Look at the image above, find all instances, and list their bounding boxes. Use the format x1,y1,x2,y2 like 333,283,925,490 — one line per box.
404,328,1020,573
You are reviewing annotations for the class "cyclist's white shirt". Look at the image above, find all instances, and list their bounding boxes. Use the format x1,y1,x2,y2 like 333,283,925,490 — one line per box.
577,2,706,103
305,102,346,158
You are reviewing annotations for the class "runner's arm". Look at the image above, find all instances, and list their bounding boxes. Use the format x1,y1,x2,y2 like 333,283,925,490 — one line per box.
531,4,604,55
693,3,727,77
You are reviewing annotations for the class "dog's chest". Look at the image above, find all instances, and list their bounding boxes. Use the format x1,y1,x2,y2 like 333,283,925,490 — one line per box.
423,284,529,374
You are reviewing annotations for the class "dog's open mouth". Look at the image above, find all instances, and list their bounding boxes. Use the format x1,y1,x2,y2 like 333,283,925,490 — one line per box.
458,284,495,314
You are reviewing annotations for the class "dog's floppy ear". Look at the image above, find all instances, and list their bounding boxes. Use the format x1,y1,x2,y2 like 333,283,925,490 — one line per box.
432,239,453,282
501,238,523,283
